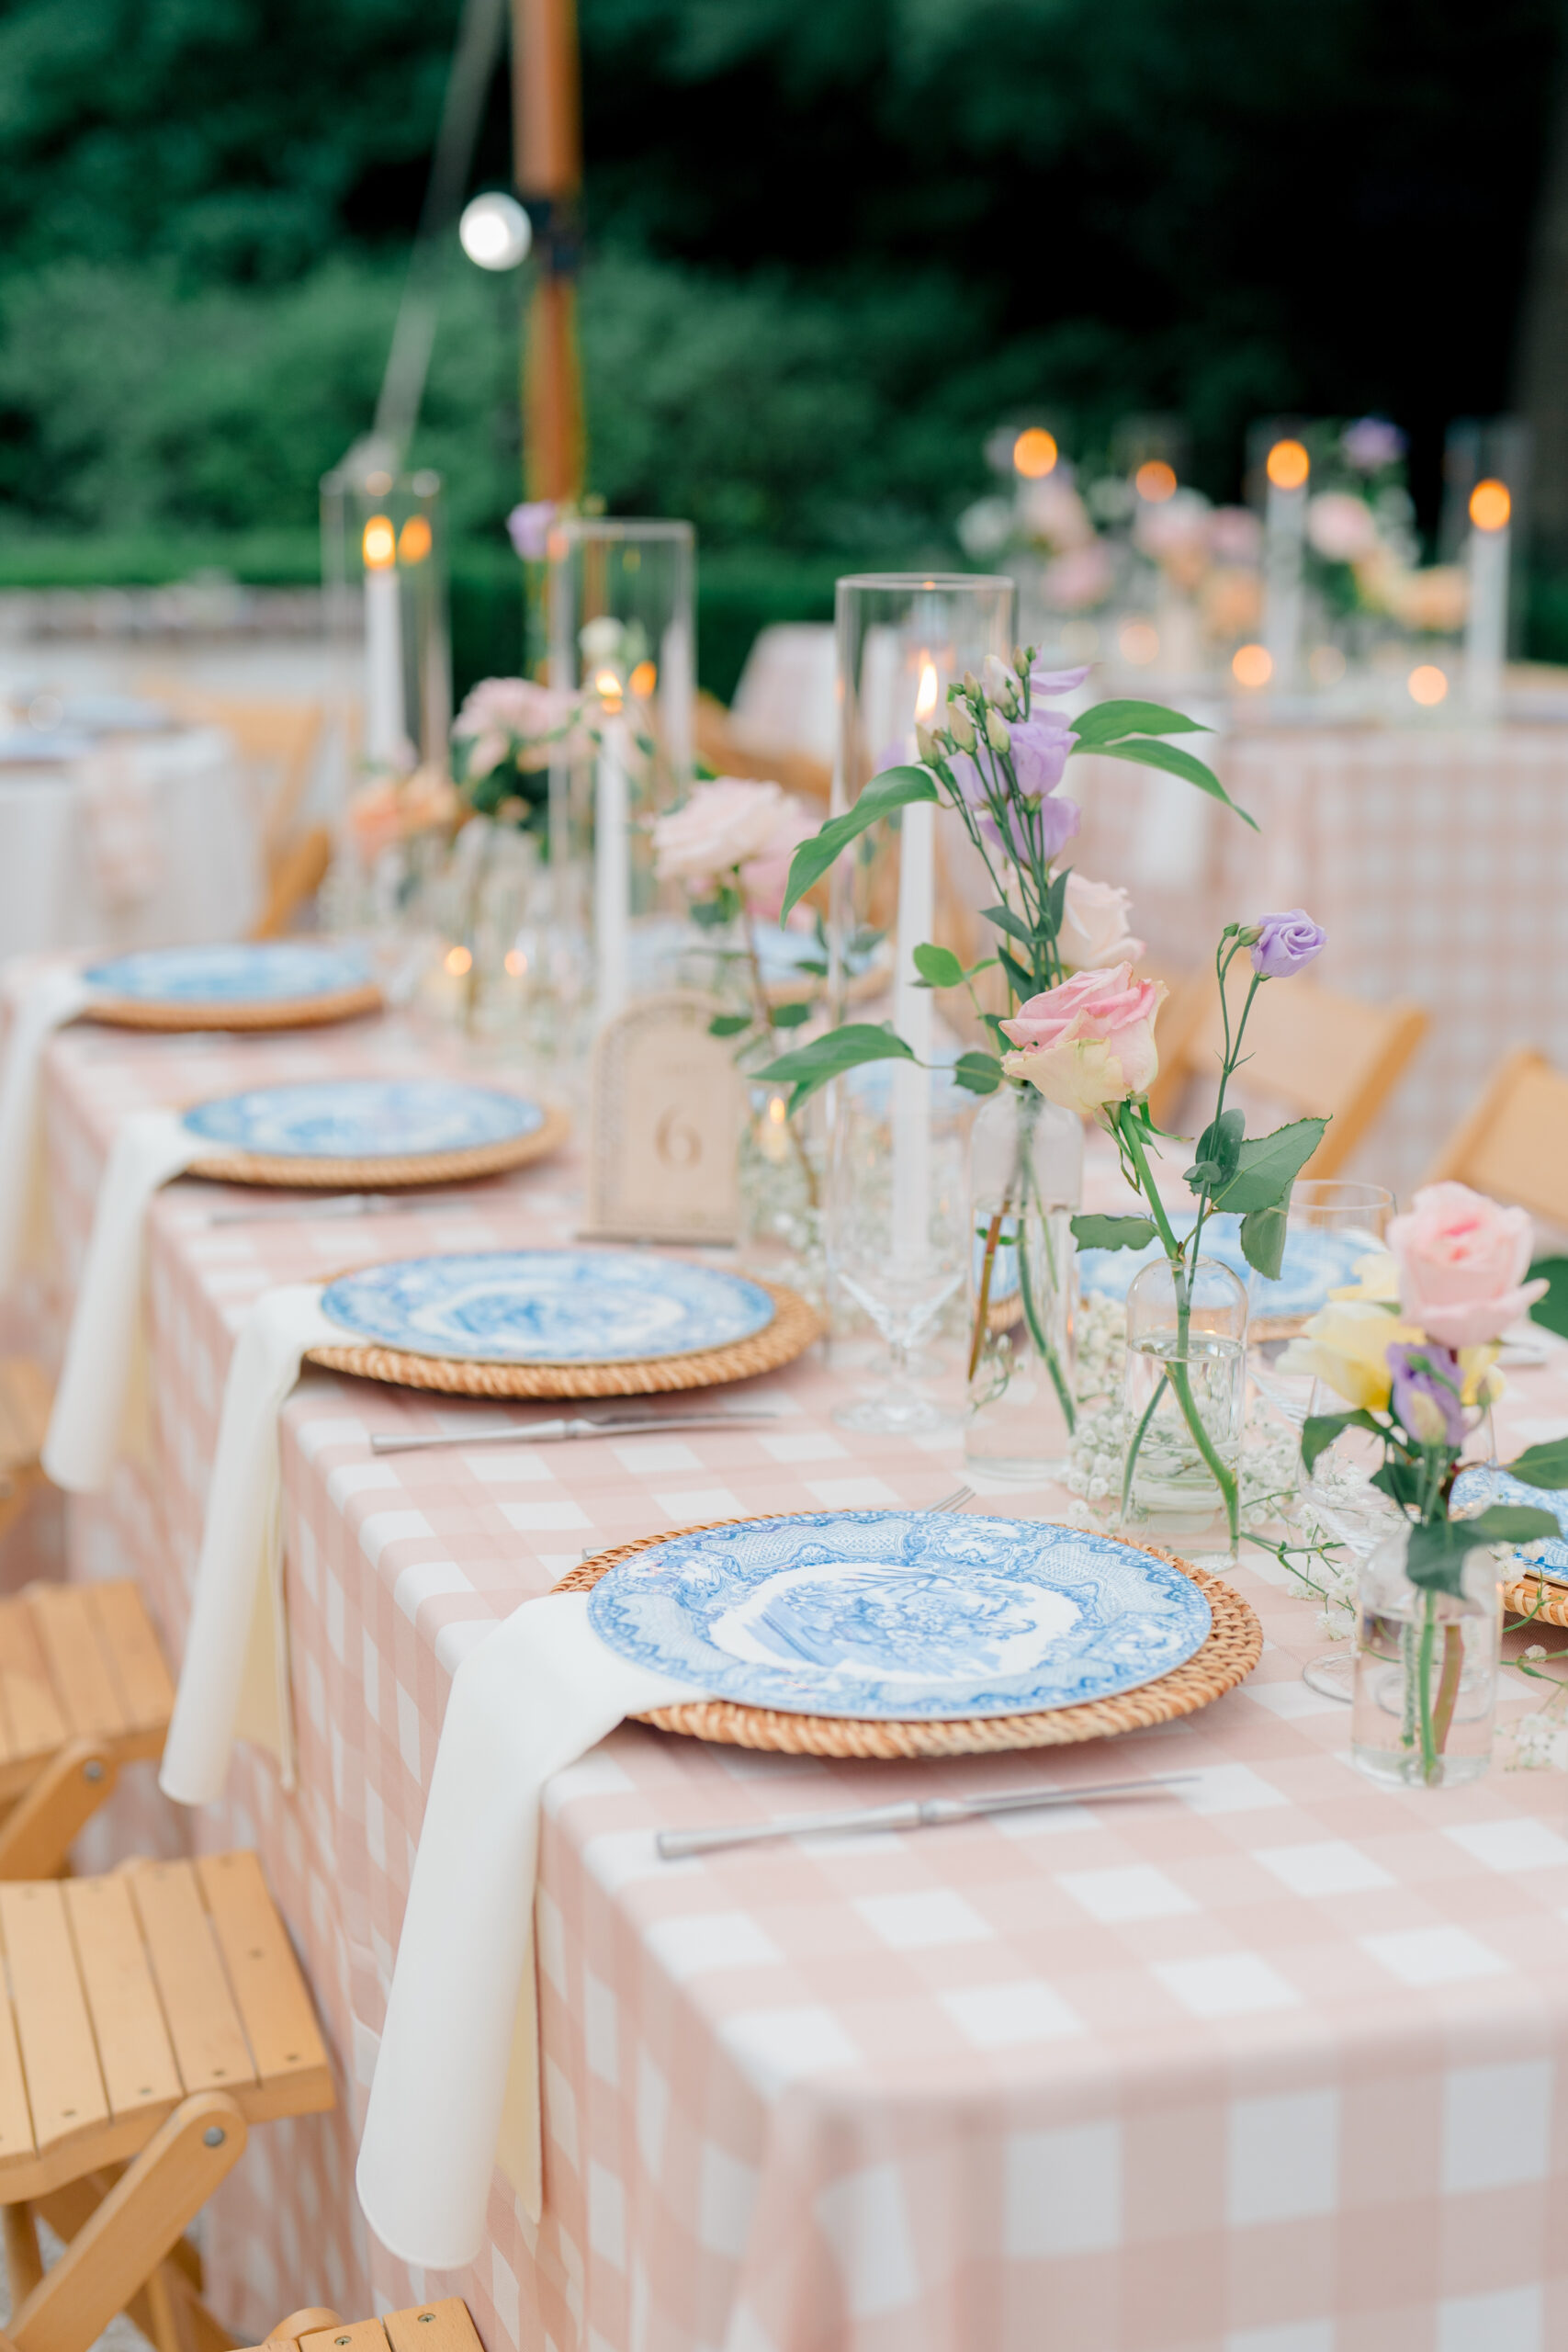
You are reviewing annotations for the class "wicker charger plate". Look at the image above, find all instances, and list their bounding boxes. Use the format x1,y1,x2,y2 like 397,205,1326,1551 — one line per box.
305,1275,822,1400
1504,1569,1568,1628
553,1517,1262,1758
85,980,384,1033
186,1102,571,1190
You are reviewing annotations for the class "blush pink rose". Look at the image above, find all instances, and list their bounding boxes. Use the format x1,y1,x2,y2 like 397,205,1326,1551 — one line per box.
652,778,789,891
1058,871,1145,970
739,796,818,920
998,964,1167,1114
1388,1181,1547,1348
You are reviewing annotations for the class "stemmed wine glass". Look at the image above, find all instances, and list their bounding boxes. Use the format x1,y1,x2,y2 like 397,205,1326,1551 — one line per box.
827,1067,968,1435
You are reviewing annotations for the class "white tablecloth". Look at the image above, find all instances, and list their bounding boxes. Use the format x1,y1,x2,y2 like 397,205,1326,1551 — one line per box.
0,726,259,956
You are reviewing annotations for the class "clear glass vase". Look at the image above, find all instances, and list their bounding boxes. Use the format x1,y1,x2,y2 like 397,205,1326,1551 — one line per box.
737,1079,826,1308
1351,1530,1500,1788
1120,1255,1247,1555
964,1083,1083,1479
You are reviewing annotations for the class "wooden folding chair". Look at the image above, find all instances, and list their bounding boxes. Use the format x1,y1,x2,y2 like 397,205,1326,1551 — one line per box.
0,1578,175,1881
693,691,831,806
0,1851,333,2352
249,2302,481,2352
1145,964,1428,1173
0,1361,51,1549
1424,1046,1568,1229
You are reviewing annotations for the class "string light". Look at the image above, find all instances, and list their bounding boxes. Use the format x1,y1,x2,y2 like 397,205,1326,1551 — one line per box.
458,193,532,271
1135,460,1178,502
1232,644,1273,688
1012,428,1058,480
1469,480,1511,532
1266,439,1310,492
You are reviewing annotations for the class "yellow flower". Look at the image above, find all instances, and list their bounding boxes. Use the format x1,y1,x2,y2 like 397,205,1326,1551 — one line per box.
1328,1249,1399,1304
1459,1342,1502,1408
1276,1299,1421,1410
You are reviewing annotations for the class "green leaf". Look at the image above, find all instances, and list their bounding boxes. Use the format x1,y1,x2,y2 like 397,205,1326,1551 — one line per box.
690,889,739,929
952,1050,1003,1095
981,901,1033,946
1239,1204,1288,1279
1184,1106,1245,1195
1407,1504,1565,1597
1303,1410,1362,1474
1070,1214,1159,1252
1371,1457,1424,1510
1089,737,1258,831
769,1000,812,1028
752,1022,914,1114
997,944,1036,1001
1212,1117,1329,1213
913,943,964,989
1043,867,1069,939
707,1012,750,1037
780,766,939,922
1506,1438,1568,1490
1071,699,1213,747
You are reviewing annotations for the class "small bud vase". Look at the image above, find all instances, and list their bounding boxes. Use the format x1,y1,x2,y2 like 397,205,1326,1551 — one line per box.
1351,1532,1500,1788
964,1084,1083,1479
1120,1255,1247,1555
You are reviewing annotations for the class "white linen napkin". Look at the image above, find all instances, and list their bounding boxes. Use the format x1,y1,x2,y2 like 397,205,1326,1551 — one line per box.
41,1110,206,1493
355,1590,694,2268
159,1283,343,1804
0,964,94,1287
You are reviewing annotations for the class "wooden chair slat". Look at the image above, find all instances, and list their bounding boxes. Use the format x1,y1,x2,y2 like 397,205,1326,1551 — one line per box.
25,1589,127,1743
127,1865,254,2098
0,1883,108,2154
195,1853,329,2098
1424,1046,1568,1233
298,2324,385,2352
0,1603,65,1770
62,1876,181,2123
83,1585,175,1738
382,2301,485,2352
0,1907,37,2161
0,1361,50,1469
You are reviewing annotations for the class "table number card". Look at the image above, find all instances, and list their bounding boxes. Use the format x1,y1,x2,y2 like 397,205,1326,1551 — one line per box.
582,989,747,1245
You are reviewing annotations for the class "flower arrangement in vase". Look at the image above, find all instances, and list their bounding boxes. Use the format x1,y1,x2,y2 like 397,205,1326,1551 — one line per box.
1280,1182,1568,1785
755,652,1255,1464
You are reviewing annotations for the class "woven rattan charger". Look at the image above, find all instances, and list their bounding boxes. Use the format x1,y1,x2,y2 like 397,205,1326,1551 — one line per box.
84,980,384,1033
305,1276,822,1401
185,1102,572,1191
1504,1567,1568,1629
553,1515,1262,1758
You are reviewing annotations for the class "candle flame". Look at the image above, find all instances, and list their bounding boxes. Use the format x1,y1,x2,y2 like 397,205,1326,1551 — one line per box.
362,515,397,571
1470,479,1511,532
1266,439,1310,491
1408,664,1449,707
913,661,940,723
594,667,624,713
1135,459,1178,502
1013,427,1057,479
504,947,526,978
398,515,433,564
627,660,657,698
444,944,473,976
768,1094,788,1125
1232,643,1272,687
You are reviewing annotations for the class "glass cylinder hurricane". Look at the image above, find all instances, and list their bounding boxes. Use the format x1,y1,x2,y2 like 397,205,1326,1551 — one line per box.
1351,1531,1500,1788
1120,1255,1247,1555
547,519,695,1027
830,573,1014,1031
321,464,451,781
965,1083,1083,1478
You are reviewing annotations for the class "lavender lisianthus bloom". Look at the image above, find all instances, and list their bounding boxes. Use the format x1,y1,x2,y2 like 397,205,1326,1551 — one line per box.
507,501,557,561
1028,663,1090,698
1251,909,1326,978
1386,1340,1467,1449
1341,417,1406,472
1009,711,1077,798
983,793,1080,863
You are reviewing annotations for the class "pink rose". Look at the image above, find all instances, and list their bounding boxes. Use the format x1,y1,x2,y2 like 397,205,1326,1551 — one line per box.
1058,872,1145,970
999,963,1167,1114
1388,1181,1547,1348
453,677,582,770
652,777,789,891
739,795,818,920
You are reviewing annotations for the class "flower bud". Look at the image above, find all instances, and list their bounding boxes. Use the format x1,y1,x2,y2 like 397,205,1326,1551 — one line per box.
982,652,1013,704
1230,922,1262,945
985,708,1011,753
947,703,976,752
963,671,980,695
915,721,939,764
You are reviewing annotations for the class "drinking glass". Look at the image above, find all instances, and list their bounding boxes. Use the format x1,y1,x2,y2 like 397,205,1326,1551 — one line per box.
1249,1179,1394,1424
828,1068,969,1435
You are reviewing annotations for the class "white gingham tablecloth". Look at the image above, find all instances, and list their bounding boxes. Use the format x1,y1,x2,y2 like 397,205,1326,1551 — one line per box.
19,1002,1568,2352
1072,723,1568,1196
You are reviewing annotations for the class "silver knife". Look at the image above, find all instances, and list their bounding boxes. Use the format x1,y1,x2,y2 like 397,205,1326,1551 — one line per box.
370,1404,782,1454
207,1193,462,1225
657,1772,1197,1859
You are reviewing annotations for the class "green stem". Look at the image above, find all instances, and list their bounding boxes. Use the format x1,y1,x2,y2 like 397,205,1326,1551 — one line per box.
968,1203,1008,1385
1190,953,1259,1266
1416,1590,1439,1784
1116,1104,1239,1545
1431,1621,1464,1758
1017,1202,1075,1434
1122,1368,1168,1521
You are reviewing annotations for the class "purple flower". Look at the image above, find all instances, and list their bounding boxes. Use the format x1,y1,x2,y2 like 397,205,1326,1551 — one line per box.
1028,663,1090,699
1009,712,1077,798
1386,1341,1467,1449
983,793,1080,863
1250,909,1325,978
1341,417,1406,473
507,501,557,561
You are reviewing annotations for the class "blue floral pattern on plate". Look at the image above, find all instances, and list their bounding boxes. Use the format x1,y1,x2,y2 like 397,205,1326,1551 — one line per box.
320,1249,776,1364
183,1078,546,1160
1079,1213,1375,1318
85,942,374,1005
589,1510,1212,1719
1451,1465,1568,1577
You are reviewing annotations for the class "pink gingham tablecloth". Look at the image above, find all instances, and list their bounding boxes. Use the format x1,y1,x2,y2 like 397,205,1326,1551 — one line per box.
21,1004,1568,2352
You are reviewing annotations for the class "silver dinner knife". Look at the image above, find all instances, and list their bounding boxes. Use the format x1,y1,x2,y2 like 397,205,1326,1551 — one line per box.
207,1193,460,1225
369,1404,783,1454
657,1772,1198,1859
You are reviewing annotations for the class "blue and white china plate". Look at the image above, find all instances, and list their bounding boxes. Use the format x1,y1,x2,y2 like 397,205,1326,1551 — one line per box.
320,1249,776,1364
589,1510,1213,1720
85,941,374,1006
1079,1213,1375,1319
1451,1465,1568,1578
183,1078,547,1162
